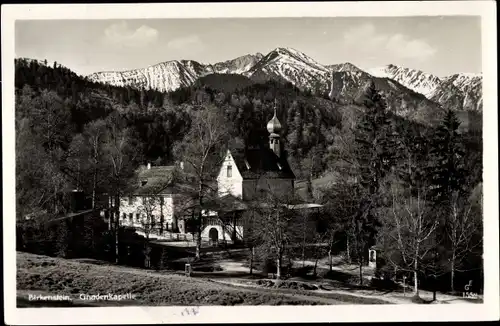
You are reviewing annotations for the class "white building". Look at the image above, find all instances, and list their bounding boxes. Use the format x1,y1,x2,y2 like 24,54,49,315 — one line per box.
116,164,186,235
114,105,319,246
201,105,297,244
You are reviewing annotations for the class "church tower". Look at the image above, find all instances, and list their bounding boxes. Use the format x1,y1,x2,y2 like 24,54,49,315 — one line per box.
266,101,282,157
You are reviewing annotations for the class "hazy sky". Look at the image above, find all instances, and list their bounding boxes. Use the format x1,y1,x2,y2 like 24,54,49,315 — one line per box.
15,16,482,77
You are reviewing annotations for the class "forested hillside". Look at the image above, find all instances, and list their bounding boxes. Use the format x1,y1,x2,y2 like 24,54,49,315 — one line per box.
15,58,482,214
15,57,483,294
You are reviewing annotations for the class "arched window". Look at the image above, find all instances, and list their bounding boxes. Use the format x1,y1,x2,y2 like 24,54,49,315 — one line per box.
227,165,232,178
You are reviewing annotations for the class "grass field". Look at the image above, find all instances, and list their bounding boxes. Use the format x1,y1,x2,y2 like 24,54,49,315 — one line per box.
17,252,387,306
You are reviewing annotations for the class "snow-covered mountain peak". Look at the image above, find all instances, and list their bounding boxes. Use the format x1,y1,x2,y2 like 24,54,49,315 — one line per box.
367,64,443,97
264,47,328,72
328,62,364,73
212,53,264,75
86,48,482,113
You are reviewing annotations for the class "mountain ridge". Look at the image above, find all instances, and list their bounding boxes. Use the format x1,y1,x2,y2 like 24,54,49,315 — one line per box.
84,47,483,112
367,64,482,111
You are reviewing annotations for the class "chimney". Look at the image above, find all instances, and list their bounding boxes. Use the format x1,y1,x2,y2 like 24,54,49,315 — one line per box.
147,162,151,170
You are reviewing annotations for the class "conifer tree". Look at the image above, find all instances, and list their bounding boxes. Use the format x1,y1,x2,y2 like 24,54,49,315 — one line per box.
428,110,467,206
428,109,471,292
352,81,399,284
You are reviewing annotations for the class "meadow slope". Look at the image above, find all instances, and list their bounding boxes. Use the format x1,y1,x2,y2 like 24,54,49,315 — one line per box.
16,252,387,306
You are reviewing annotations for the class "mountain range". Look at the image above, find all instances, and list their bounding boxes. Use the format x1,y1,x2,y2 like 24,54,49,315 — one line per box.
87,47,482,113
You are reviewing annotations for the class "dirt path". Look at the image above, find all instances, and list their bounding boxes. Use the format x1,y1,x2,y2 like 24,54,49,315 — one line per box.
204,279,353,305
93,266,350,305
206,279,390,304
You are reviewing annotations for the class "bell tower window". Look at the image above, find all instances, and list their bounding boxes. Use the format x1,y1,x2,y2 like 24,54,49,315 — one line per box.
227,165,232,178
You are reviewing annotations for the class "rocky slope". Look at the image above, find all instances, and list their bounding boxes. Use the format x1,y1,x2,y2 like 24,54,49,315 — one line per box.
87,53,263,93
245,47,330,91
87,48,482,113
367,65,482,111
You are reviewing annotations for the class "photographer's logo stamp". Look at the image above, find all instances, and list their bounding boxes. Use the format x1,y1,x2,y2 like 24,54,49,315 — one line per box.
463,280,479,300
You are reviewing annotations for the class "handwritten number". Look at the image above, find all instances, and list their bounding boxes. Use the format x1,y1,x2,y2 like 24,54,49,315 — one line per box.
181,307,200,316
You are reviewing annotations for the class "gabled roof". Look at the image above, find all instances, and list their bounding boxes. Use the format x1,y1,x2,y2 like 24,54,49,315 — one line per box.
129,165,180,195
205,194,250,212
229,146,295,180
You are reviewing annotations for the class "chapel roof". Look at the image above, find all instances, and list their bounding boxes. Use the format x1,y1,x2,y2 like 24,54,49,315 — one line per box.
266,105,282,134
229,146,295,180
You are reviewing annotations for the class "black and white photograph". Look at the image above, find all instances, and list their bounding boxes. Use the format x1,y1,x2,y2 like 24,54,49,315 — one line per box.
2,2,498,324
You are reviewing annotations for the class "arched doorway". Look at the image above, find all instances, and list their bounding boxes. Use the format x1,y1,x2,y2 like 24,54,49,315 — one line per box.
209,228,219,247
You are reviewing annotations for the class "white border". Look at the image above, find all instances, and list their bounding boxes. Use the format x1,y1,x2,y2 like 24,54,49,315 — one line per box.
2,2,498,324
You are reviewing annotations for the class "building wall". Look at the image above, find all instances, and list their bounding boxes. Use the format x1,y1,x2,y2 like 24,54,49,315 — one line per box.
201,224,244,241
118,195,176,230
217,150,243,198
263,178,295,198
242,178,295,200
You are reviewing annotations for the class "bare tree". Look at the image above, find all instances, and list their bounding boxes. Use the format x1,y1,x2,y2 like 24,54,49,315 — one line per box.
318,179,368,280
250,191,300,279
85,120,108,209
102,115,142,264
173,106,231,259
447,188,483,292
380,180,438,296
137,196,162,268
241,208,262,275
65,119,108,209
16,117,70,218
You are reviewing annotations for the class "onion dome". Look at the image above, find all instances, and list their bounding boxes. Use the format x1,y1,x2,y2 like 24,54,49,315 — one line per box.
266,105,282,134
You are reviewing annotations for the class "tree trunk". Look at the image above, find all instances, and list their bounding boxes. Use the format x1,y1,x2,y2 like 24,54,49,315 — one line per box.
301,214,307,267
114,195,120,264
54,185,57,214
160,200,164,235
232,213,237,242
249,246,254,275
358,241,363,285
91,167,97,209
414,245,419,296
346,237,351,263
359,258,363,286
313,258,318,277
301,242,306,268
450,253,455,293
414,270,419,296
144,233,150,269
195,219,202,260
196,182,203,260
114,216,119,264
328,250,333,271
433,275,437,301
276,256,282,280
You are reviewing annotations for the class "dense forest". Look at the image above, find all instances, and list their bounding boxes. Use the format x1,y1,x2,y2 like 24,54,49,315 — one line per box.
15,58,483,295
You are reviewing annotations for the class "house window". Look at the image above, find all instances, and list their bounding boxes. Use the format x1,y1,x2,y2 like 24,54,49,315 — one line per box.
122,213,126,220
129,213,133,222
227,165,232,178
136,213,140,222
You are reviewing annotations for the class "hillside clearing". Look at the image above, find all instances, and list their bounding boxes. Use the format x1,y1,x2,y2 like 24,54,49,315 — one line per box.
16,252,387,306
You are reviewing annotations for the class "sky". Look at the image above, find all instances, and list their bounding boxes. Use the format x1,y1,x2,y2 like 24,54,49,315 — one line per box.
15,16,482,77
